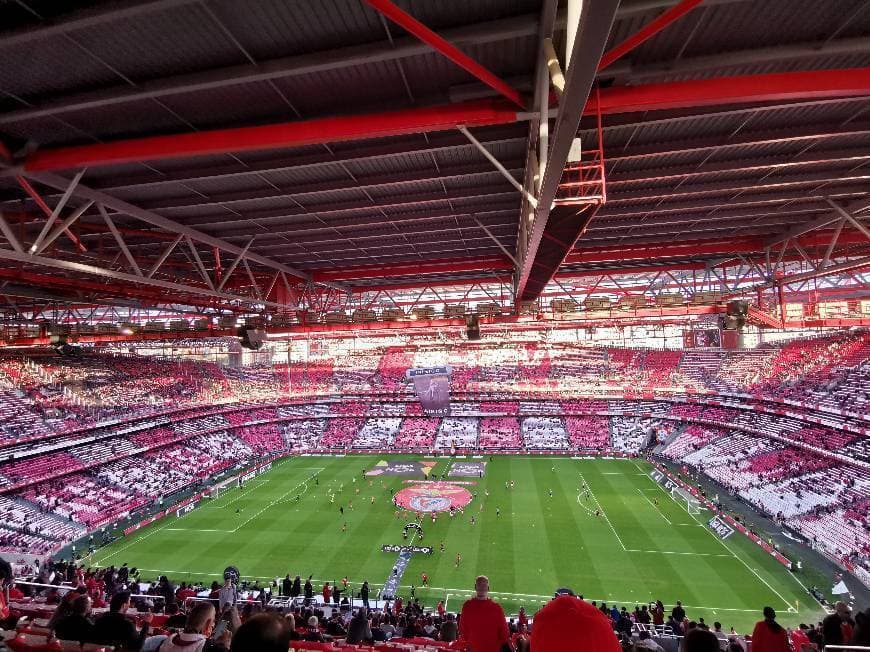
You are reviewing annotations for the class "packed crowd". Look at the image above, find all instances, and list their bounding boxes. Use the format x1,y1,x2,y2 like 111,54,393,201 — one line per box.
1,562,868,652
662,427,870,586
1,333,867,446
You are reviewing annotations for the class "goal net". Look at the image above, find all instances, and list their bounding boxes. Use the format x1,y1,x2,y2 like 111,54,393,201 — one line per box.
671,486,701,515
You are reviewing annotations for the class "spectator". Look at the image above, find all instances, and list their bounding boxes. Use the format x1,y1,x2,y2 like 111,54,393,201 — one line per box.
346,608,373,645
835,601,855,641
92,591,152,651
158,602,227,652
54,594,95,643
163,603,187,629
284,614,300,641
789,624,814,652
821,613,844,647
304,615,326,643
750,607,789,652
218,578,237,609
530,594,620,651
681,629,720,652
459,576,510,652
229,613,291,652
635,630,665,651
712,621,728,646
851,607,870,646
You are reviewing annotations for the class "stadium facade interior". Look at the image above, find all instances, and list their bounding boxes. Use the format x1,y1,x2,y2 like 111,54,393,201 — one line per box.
0,0,869,650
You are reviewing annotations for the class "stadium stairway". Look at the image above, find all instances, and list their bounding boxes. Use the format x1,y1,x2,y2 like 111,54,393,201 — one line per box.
380,549,413,601
653,422,687,455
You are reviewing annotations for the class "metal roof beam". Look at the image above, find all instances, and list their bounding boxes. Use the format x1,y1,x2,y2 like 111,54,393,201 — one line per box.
598,185,870,221
363,0,524,108
0,0,201,48
607,148,870,186
79,126,526,193
0,14,542,127
515,0,621,301
22,171,321,286
0,247,284,309
21,70,870,173
198,206,519,243
25,100,521,172
605,171,870,205
587,68,870,117
826,199,870,243
765,198,870,247
598,123,870,166
610,35,870,82
133,159,525,212
598,0,704,71
169,184,520,232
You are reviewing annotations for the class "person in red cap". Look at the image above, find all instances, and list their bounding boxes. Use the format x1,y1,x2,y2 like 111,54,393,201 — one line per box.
459,575,510,652
530,593,621,651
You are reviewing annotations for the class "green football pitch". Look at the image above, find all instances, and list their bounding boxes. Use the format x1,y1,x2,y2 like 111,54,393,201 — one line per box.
87,455,825,632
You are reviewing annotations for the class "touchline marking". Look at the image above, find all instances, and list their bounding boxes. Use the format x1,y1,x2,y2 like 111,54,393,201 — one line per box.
641,469,796,614
578,471,626,551
121,568,768,614
636,487,672,525
624,549,733,558
231,469,323,532
89,505,195,566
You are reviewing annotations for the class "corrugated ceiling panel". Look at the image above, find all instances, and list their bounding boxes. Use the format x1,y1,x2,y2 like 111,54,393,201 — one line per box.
181,175,274,198
367,178,444,200
298,187,372,207
71,3,244,83
207,0,384,61
346,152,437,177
260,165,349,187
0,116,94,148
272,60,413,117
157,81,299,131
0,39,120,101
61,99,189,141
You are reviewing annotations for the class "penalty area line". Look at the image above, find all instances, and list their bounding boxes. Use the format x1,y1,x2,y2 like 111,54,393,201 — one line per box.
635,487,672,525
640,469,797,614
578,471,626,551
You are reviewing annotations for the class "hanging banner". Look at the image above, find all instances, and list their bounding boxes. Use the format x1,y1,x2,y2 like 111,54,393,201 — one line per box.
406,367,452,416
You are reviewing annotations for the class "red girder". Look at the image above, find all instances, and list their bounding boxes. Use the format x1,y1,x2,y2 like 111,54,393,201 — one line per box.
363,0,524,108
25,100,519,172
598,0,704,71
587,68,870,116
23,69,870,171
0,268,233,311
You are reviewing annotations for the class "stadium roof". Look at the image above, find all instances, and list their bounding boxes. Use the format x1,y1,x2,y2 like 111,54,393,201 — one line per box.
0,0,869,315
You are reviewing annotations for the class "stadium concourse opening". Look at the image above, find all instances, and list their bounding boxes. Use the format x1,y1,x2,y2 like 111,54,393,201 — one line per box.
1,0,870,651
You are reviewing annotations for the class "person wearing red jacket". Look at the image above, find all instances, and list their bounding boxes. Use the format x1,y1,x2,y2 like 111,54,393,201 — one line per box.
459,576,510,652
751,607,790,652
322,582,331,604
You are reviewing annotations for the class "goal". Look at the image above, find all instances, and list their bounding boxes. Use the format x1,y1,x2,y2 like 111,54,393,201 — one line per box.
671,486,701,515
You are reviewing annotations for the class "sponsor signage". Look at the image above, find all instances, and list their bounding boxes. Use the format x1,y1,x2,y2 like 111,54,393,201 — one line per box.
649,469,681,494
176,501,198,518
708,516,734,540
382,544,432,554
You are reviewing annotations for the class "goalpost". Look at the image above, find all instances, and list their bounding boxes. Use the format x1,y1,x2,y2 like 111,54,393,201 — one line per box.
671,486,701,515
